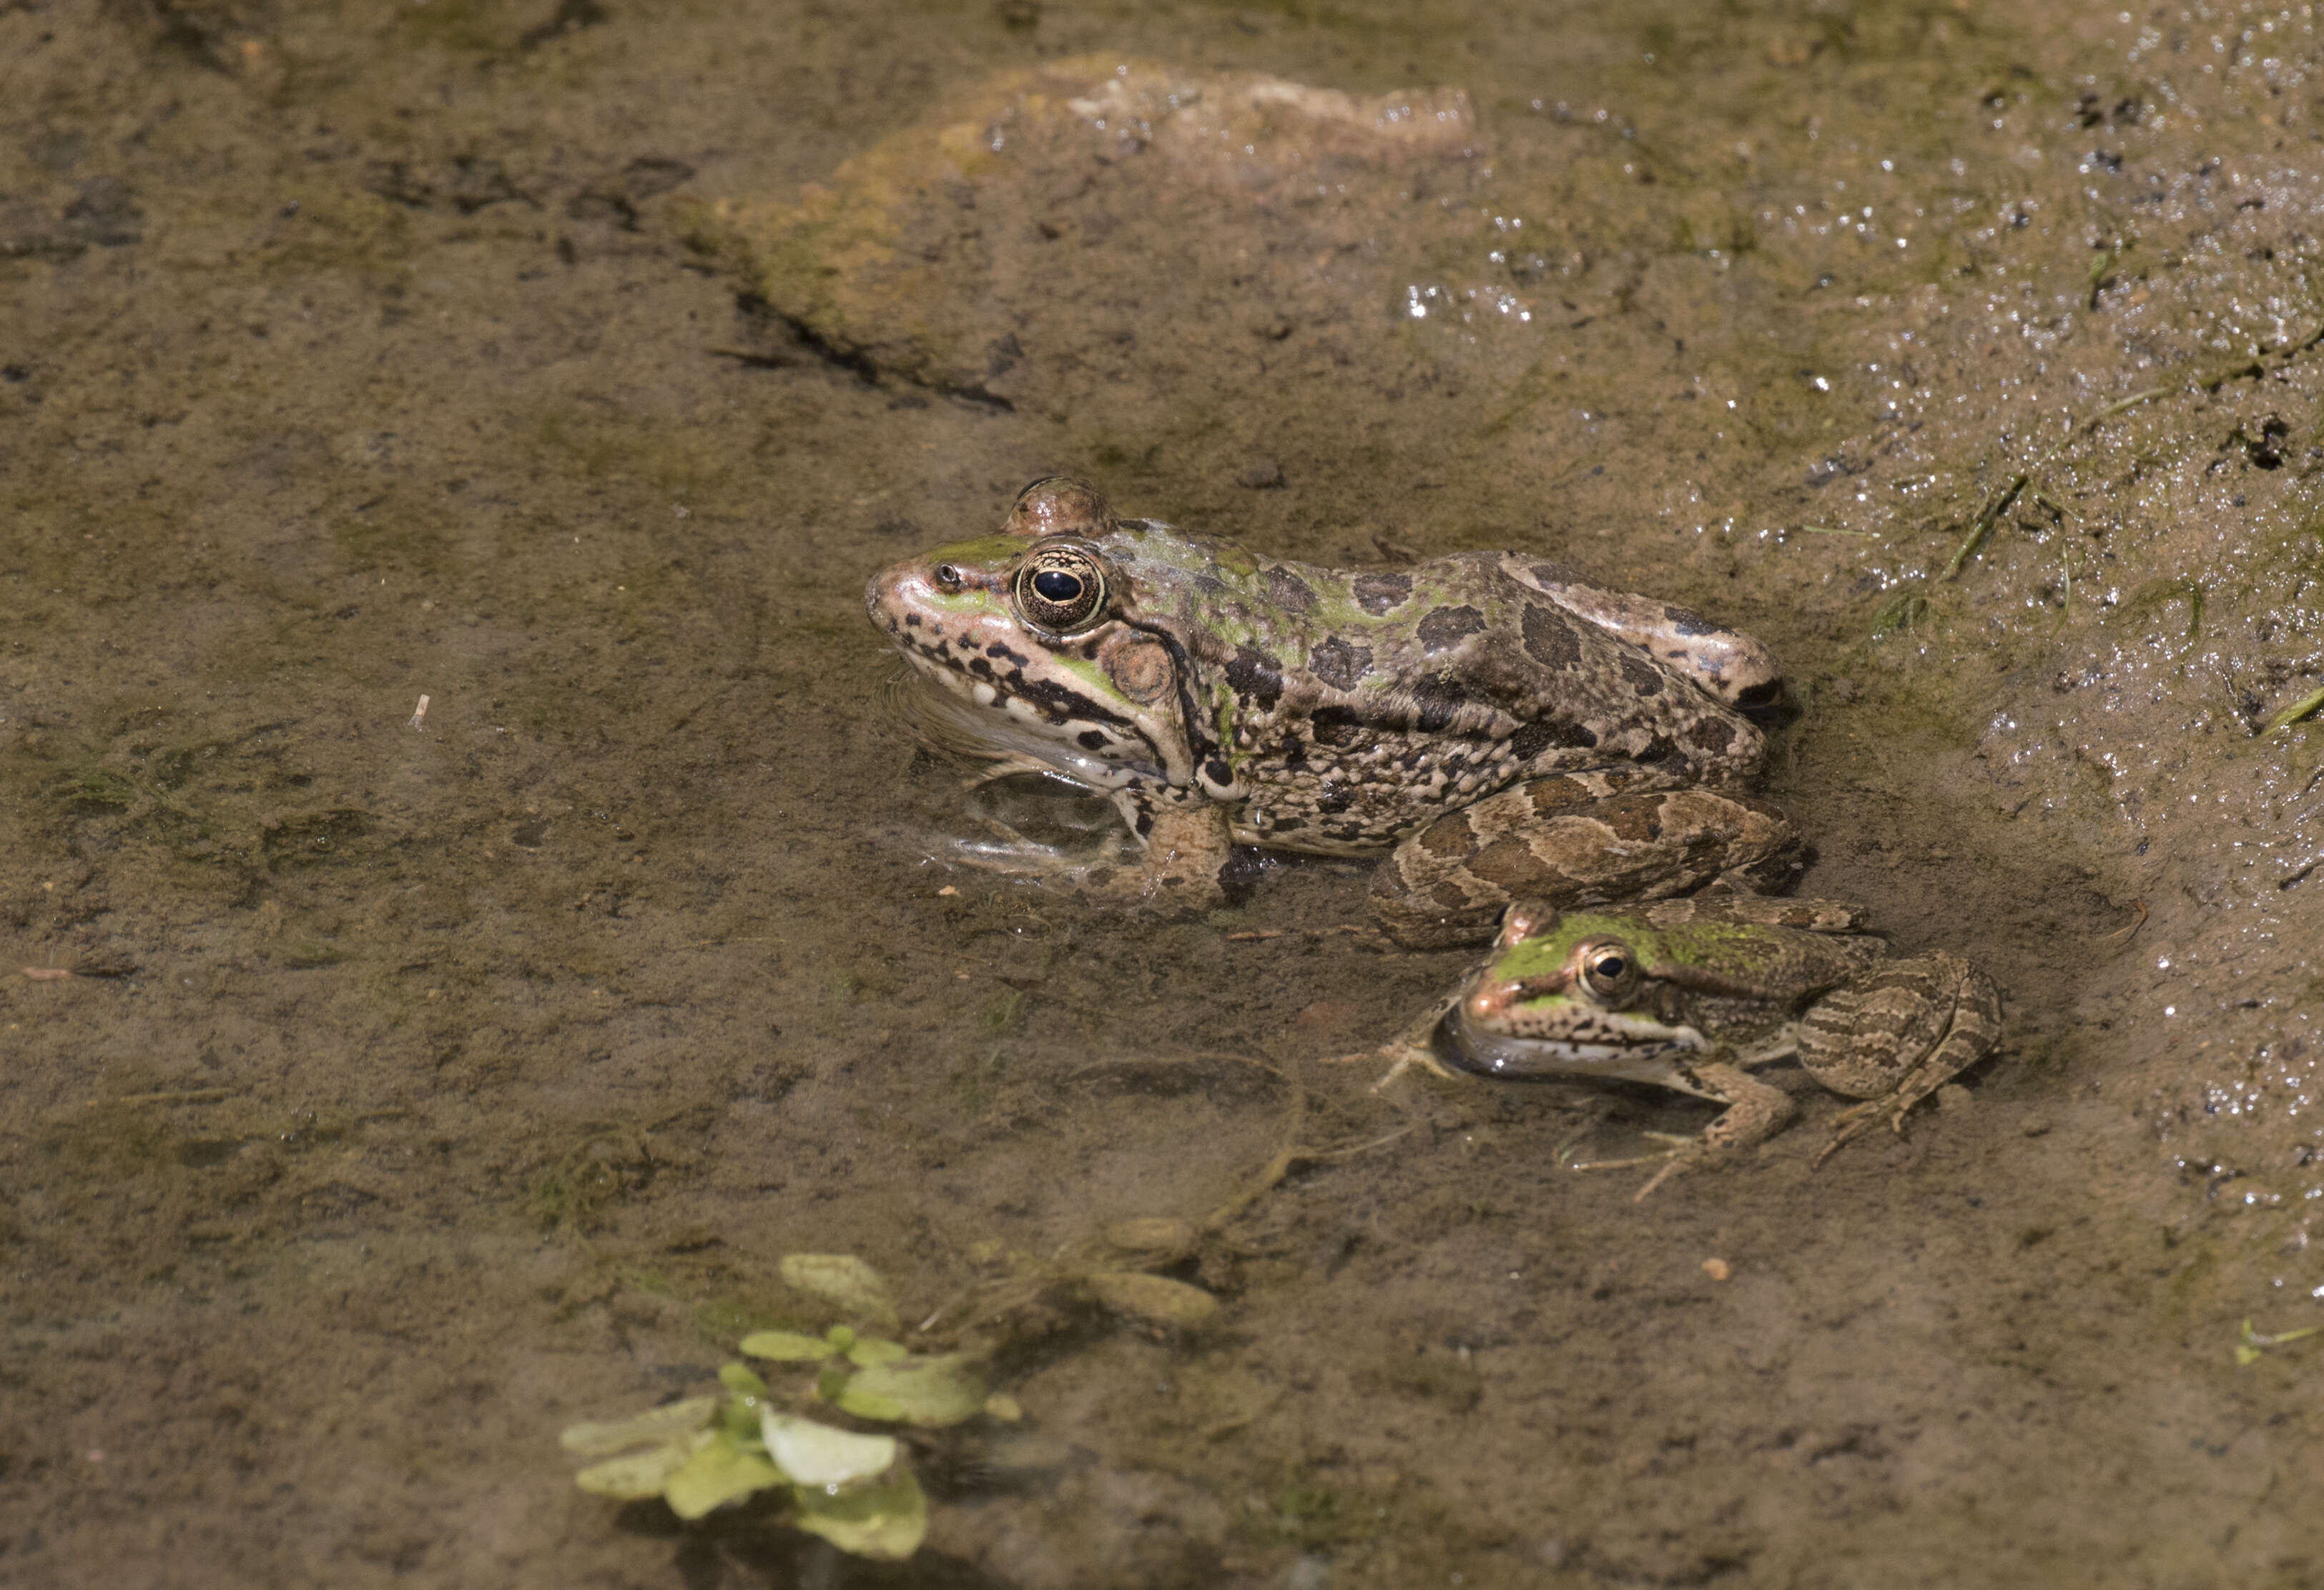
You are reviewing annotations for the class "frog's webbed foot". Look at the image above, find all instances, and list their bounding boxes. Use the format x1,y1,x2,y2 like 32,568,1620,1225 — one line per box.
1326,995,1464,1092
1572,1060,1795,1201
1807,953,2004,1167
938,790,1232,910
1572,1132,1713,1202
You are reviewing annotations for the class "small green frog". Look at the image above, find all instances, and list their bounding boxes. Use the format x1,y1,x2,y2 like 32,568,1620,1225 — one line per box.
867,478,1796,946
1441,895,2004,1195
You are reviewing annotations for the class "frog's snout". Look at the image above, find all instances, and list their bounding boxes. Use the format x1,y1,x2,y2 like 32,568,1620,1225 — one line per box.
865,559,922,633
1464,983,1515,1024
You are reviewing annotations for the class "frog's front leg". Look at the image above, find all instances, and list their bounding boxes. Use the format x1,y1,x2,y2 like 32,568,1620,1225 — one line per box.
1575,1059,1800,1200
1800,952,2004,1164
1371,778,1802,949
1324,991,1467,1091
1110,787,1233,908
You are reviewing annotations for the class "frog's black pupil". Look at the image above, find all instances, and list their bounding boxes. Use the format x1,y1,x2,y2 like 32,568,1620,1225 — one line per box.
1596,956,1627,978
1033,569,1083,604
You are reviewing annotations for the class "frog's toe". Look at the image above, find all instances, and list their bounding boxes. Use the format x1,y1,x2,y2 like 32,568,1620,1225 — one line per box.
1813,1095,1911,1165
1572,1132,1708,1201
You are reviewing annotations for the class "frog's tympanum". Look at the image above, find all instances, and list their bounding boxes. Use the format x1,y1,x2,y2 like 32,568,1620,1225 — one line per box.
1447,895,2004,1193
867,479,1797,946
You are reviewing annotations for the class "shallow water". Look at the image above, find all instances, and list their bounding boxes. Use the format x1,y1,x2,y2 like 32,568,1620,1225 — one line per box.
4,1,2323,1584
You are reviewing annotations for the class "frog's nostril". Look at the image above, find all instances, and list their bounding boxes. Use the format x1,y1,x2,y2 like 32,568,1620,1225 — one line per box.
934,564,962,591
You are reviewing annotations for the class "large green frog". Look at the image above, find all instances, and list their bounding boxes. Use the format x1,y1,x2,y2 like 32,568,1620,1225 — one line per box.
867,478,1797,947
1442,895,2004,1194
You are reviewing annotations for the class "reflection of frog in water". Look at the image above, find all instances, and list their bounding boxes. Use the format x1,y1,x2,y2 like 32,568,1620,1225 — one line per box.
867,478,1798,946
1439,895,2004,1195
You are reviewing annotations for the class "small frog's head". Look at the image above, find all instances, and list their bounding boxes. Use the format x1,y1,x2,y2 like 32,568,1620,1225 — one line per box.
1447,903,1710,1080
865,479,1199,790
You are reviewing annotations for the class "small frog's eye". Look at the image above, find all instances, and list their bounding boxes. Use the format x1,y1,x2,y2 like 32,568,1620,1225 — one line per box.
1577,940,1641,1001
1012,543,1111,634
933,563,964,592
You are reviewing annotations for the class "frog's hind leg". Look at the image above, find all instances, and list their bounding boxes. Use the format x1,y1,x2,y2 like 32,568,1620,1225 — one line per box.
1371,777,1802,948
1810,953,2005,1166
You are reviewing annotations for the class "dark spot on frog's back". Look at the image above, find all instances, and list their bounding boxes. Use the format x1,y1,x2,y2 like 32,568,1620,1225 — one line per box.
1412,673,1471,732
1265,566,1316,613
1417,605,1487,654
1521,604,1581,669
1310,705,1361,746
1618,654,1665,696
1224,645,1283,707
1353,572,1412,615
1307,636,1372,692
1688,716,1735,755
1510,718,1596,759
1663,604,1723,638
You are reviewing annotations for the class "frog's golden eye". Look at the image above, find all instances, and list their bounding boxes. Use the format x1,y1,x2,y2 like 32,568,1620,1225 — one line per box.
1012,544,1111,634
1577,940,1641,1002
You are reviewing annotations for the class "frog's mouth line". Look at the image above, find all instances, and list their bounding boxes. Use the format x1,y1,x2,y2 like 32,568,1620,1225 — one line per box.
879,657,1162,792
1444,1007,1708,1084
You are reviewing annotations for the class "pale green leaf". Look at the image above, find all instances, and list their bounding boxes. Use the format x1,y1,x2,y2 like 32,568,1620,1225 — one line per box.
835,1353,988,1428
761,1408,898,1486
787,1469,929,1560
560,1396,720,1457
573,1438,699,1501
739,1330,839,1362
779,1254,902,1333
664,1435,784,1520
845,1336,910,1368
719,1362,769,1400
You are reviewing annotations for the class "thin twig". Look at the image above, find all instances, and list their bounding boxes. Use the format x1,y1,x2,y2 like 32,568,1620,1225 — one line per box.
2098,900,2148,945
1942,385,2168,581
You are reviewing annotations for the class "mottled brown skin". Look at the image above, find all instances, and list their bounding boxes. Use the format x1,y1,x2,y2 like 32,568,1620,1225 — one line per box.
867,478,1793,942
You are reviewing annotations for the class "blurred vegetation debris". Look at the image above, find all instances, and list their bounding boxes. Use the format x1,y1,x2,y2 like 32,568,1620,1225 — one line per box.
1868,585,1931,639
832,1353,989,1426
1101,1217,1201,1264
2097,899,2148,945
779,1252,903,1333
559,1250,1061,1561
2235,1317,2322,1367
1942,386,2165,581
2264,685,2324,735
1085,1270,1222,1331
563,1323,962,1558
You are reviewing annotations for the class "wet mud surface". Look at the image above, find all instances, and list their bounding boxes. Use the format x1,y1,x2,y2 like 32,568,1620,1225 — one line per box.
5,1,2324,1585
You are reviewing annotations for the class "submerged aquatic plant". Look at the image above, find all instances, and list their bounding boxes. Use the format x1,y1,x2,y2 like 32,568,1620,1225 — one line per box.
2233,1317,2322,1367
559,1254,995,1561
